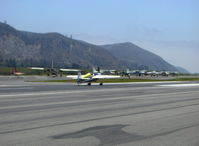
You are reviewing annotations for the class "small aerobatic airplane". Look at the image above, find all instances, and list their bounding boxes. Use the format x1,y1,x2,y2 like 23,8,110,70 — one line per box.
67,68,120,85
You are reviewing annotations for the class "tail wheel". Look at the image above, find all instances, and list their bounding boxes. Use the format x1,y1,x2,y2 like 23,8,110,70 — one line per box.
88,82,91,86
99,82,103,86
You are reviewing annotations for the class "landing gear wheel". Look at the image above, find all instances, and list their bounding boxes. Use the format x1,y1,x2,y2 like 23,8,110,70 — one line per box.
99,82,103,86
88,82,91,86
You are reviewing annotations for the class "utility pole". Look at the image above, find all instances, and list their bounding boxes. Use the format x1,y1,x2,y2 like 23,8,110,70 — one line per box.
51,60,54,69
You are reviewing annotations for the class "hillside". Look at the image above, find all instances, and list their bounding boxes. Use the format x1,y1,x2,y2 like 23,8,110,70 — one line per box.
0,22,182,72
102,42,178,71
0,22,121,69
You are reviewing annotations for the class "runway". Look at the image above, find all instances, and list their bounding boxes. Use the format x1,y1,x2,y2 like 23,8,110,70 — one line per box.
0,76,199,146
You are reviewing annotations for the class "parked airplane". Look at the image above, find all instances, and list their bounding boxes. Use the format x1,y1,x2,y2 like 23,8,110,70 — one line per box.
12,68,24,76
92,67,117,74
29,61,80,77
66,68,120,85
122,69,147,77
145,70,161,76
146,71,179,76
124,69,178,77
29,67,80,77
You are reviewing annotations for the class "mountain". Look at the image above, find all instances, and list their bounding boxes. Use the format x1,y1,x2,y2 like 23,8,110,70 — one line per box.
102,42,178,71
0,22,121,69
0,22,183,72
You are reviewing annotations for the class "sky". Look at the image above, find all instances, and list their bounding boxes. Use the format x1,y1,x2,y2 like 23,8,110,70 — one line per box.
1,0,199,73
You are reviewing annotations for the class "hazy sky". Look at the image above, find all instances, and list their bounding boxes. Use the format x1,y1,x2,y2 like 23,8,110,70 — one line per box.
1,0,199,72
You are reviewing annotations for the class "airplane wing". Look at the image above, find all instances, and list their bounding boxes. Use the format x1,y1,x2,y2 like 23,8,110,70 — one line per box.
28,67,45,70
29,67,80,72
92,75,120,79
66,75,91,80
60,69,80,72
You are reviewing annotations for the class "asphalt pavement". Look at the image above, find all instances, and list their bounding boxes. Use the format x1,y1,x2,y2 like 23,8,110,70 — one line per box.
0,76,199,146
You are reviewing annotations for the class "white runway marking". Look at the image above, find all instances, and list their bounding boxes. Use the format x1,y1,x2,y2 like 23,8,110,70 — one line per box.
160,83,199,87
